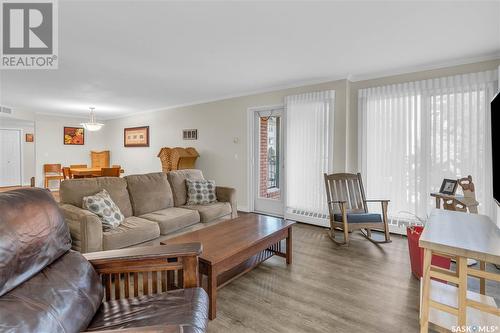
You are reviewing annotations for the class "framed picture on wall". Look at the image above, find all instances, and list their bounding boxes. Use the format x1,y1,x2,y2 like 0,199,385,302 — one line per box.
25,133,34,142
124,126,149,147
64,127,85,145
439,178,458,195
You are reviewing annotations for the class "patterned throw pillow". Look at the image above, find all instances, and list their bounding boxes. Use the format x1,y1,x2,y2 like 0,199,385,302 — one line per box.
82,189,124,230
186,179,217,205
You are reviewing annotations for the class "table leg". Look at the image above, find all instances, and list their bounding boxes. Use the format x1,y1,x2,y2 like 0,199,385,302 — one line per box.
480,260,486,295
208,264,217,320
457,256,467,327
166,271,175,291
199,271,204,289
286,227,292,265
177,270,184,289
420,248,432,333
435,197,441,209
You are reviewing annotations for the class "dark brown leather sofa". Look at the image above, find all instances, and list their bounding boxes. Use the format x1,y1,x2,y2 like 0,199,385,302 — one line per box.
0,188,209,332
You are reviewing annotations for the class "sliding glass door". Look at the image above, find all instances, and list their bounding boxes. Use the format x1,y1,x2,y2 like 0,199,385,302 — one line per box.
253,108,284,216
359,70,498,229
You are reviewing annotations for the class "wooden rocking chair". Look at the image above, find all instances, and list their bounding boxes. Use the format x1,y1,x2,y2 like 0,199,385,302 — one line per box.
324,172,391,245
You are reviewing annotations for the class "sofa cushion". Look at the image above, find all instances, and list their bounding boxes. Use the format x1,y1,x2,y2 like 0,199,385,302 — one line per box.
125,172,174,216
60,177,133,218
86,288,208,332
0,188,71,296
83,189,125,230
186,179,217,205
333,213,383,223
140,207,200,235
102,216,160,250
0,250,103,333
167,169,205,207
182,202,232,223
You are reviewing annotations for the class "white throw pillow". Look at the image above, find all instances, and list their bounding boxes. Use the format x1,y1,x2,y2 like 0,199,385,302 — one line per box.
186,179,217,205
82,189,124,230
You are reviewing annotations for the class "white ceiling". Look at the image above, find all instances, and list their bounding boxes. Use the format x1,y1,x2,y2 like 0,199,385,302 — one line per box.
1,1,499,119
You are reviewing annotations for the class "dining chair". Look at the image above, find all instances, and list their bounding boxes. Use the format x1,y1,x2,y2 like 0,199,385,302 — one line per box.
62,167,72,180
43,164,64,188
324,172,391,246
100,167,121,177
112,164,124,174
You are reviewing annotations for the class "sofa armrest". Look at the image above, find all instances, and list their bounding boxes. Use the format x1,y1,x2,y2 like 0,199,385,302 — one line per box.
59,204,103,253
84,243,202,299
216,186,238,218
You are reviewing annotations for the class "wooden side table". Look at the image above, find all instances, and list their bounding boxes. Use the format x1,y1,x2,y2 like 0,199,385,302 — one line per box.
419,210,500,332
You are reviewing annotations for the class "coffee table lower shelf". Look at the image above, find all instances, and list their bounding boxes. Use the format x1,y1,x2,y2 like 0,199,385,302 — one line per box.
199,236,291,320
162,214,294,320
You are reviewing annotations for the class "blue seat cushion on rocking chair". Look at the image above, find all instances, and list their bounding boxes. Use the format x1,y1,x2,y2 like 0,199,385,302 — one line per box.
333,213,382,223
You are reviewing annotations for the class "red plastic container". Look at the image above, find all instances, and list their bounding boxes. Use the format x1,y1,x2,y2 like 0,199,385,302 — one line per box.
407,226,451,279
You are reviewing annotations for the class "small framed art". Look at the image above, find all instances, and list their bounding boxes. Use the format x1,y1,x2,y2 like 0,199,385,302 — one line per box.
64,127,85,145
124,126,150,147
439,179,458,195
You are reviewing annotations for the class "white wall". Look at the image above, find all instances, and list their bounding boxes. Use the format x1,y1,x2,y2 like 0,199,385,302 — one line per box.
105,79,349,210
105,59,500,212
0,118,35,185
4,59,499,216
35,114,108,188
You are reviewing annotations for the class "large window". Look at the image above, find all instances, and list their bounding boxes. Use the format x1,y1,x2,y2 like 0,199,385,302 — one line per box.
359,70,498,225
285,90,334,226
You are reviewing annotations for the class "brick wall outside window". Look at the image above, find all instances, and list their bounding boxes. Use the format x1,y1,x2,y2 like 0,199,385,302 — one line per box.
259,117,280,199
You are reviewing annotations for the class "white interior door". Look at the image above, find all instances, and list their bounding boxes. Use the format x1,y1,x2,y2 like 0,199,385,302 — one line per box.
0,129,22,187
253,108,284,216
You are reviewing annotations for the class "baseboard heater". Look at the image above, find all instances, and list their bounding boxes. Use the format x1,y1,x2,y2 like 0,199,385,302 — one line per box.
285,208,329,227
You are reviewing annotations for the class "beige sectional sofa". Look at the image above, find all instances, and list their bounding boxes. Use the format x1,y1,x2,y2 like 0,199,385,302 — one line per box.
59,169,237,253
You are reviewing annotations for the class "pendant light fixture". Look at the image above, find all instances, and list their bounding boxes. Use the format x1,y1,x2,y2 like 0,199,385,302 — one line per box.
81,107,104,131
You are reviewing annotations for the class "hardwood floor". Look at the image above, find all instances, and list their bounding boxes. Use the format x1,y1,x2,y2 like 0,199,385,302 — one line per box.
208,223,420,332
2,186,497,331
207,222,500,333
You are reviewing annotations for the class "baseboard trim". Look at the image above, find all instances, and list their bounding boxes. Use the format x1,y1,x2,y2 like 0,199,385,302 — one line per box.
237,205,250,212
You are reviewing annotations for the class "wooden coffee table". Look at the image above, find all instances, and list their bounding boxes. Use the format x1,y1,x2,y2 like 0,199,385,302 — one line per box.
162,213,294,319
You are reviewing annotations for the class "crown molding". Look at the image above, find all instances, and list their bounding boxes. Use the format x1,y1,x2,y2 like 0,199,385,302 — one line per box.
349,53,500,82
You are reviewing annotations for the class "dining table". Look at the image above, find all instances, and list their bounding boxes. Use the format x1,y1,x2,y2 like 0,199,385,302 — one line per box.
69,167,125,178
70,167,102,177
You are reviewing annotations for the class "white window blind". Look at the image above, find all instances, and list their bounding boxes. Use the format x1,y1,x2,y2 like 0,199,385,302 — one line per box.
285,90,334,226
359,70,498,225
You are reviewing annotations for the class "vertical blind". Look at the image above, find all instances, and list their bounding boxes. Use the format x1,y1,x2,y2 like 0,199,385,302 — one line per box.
285,90,334,225
359,70,498,223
